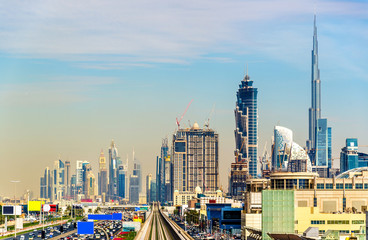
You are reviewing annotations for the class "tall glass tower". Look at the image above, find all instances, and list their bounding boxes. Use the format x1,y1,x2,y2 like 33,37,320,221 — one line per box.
108,140,118,200
307,15,332,171
234,73,258,177
308,15,321,151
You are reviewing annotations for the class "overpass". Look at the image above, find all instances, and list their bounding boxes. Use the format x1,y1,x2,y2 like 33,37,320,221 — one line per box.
135,203,194,240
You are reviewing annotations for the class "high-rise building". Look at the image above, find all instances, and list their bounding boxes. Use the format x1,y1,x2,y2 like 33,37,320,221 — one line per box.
234,71,258,176
82,162,92,195
306,15,332,170
98,150,108,197
172,122,219,193
70,174,76,200
53,159,65,200
86,172,96,198
157,138,169,203
340,138,359,173
65,161,71,198
108,140,119,200
150,179,157,202
129,175,139,204
146,174,152,203
118,165,126,200
133,158,142,194
230,71,258,199
40,167,51,200
164,156,172,203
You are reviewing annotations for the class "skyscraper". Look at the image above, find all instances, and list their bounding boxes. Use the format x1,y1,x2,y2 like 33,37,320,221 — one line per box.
98,150,108,197
40,167,51,200
118,165,126,200
53,159,65,200
133,157,142,194
108,140,118,200
65,161,71,198
234,71,258,177
230,71,258,199
306,15,332,171
164,156,172,203
172,122,219,193
146,174,152,203
340,138,359,173
156,138,169,204
129,175,139,204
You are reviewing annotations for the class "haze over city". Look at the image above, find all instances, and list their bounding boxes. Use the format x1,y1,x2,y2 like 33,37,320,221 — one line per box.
0,0,367,198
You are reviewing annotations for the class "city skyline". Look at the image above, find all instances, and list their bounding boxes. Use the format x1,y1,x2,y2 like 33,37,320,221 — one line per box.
1,0,368,197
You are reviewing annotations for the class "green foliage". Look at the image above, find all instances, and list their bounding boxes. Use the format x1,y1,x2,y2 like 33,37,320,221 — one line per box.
185,210,199,224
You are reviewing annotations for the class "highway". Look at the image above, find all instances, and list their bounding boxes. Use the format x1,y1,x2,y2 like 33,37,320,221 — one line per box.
136,203,193,240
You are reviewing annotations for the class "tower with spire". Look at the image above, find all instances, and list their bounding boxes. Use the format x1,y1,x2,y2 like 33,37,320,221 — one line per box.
307,15,332,175
108,139,119,200
98,149,108,200
231,69,258,199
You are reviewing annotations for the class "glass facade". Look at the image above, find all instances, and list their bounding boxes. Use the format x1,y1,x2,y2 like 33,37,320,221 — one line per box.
262,190,294,240
340,138,359,173
234,74,258,177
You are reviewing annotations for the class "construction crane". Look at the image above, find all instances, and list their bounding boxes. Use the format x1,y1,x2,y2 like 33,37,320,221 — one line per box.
176,99,193,129
204,104,215,129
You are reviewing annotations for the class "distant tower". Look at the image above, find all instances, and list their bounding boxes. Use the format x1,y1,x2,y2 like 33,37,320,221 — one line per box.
53,159,65,200
108,140,119,200
307,15,321,151
98,150,108,197
133,151,142,194
118,165,126,200
65,161,71,198
306,15,332,174
146,174,152,203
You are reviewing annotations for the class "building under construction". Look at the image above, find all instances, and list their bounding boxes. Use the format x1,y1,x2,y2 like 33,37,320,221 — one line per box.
172,123,219,194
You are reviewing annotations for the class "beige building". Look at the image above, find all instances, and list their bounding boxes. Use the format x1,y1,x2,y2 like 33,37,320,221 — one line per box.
243,170,368,239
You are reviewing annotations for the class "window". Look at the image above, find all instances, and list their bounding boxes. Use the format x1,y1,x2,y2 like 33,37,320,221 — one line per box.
314,197,317,207
345,183,352,189
326,183,333,189
364,183,368,189
299,179,308,189
336,183,343,189
339,230,349,234
327,220,349,224
319,230,325,234
317,183,324,189
311,220,325,225
352,220,364,224
356,183,363,189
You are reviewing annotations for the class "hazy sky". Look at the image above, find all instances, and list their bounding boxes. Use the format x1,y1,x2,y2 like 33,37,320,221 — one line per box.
0,0,367,198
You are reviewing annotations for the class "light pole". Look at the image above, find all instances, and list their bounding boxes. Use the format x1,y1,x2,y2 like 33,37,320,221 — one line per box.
10,180,20,239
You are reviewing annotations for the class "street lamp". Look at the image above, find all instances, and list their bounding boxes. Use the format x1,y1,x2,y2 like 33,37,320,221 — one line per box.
10,180,20,239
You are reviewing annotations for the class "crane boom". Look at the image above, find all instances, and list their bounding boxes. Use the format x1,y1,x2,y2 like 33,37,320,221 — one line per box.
176,99,193,129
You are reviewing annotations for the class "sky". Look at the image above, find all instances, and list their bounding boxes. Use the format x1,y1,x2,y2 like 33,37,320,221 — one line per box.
0,0,367,198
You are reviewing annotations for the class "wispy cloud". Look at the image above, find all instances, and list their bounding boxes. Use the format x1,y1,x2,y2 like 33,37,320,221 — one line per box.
0,0,366,69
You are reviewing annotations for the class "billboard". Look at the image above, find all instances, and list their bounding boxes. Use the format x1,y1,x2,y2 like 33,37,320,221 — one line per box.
29,201,44,212
88,213,122,221
77,221,94,235
2,206,22,215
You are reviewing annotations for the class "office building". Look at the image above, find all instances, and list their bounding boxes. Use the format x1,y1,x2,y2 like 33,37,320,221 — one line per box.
231,71,258,199
118,165,126,200
150,179,157,202
172,122,219,194
98,150,108,197
82,162,92,195
164,156,173,203
65,161,71,198
156,138,169,204
306,15,332,170
340,138,359,173
70,174,76,200
133,160,142,194
146,174,152,203
86,172,96,198
108,140,119,200
53,159,65,200
129,175,139,204
40,167,52,200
